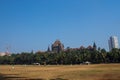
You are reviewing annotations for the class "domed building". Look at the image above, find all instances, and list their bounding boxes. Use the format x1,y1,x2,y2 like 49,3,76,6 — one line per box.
51,40,64,53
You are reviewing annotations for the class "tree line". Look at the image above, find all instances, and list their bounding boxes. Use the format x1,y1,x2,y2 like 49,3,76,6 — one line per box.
0,48,120,65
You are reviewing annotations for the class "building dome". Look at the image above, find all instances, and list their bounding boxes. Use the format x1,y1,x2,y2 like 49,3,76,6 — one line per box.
52,40,64,53
52,40,62,46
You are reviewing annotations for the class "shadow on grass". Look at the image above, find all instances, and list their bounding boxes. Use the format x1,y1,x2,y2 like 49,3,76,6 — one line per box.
22,78,46,80
0,74,68,80
0,73,47,80
100,73,120,80
0,74,5,80
0,73,27,80
50,78,68,80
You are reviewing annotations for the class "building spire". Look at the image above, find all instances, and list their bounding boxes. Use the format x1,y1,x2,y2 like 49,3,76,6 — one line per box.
93,42,97,50
47,46,50,52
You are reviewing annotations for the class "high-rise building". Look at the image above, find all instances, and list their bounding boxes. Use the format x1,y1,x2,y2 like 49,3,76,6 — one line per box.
108,36,119,51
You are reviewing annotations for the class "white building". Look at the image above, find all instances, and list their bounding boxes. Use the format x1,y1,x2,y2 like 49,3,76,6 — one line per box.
108,36,119,51
0,52,11,56
0,52,6,56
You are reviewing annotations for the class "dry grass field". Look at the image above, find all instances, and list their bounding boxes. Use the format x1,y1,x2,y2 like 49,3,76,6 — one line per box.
0,64,120,80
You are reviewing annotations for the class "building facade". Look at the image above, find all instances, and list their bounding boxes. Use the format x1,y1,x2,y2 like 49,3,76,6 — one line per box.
108,36,119,51
51,40,64,53
0,52,10,56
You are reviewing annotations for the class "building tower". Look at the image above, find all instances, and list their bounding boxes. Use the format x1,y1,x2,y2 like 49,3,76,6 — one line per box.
51,40,64,53
108,36,119,51
47,46,51,52
93,42,97,50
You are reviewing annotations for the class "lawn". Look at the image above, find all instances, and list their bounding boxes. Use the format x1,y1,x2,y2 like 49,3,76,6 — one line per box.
0,64,120,80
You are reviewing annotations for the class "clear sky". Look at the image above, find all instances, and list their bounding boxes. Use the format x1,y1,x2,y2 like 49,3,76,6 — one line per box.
0,0,120,53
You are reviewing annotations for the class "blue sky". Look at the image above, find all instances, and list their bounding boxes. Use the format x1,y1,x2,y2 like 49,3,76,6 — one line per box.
0,0,120,53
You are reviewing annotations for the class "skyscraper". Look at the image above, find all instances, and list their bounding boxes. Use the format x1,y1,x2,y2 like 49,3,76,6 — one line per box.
108,36,119,51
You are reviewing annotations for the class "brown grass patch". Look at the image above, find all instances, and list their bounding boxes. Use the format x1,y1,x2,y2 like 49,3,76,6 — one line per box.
0,64,120,80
